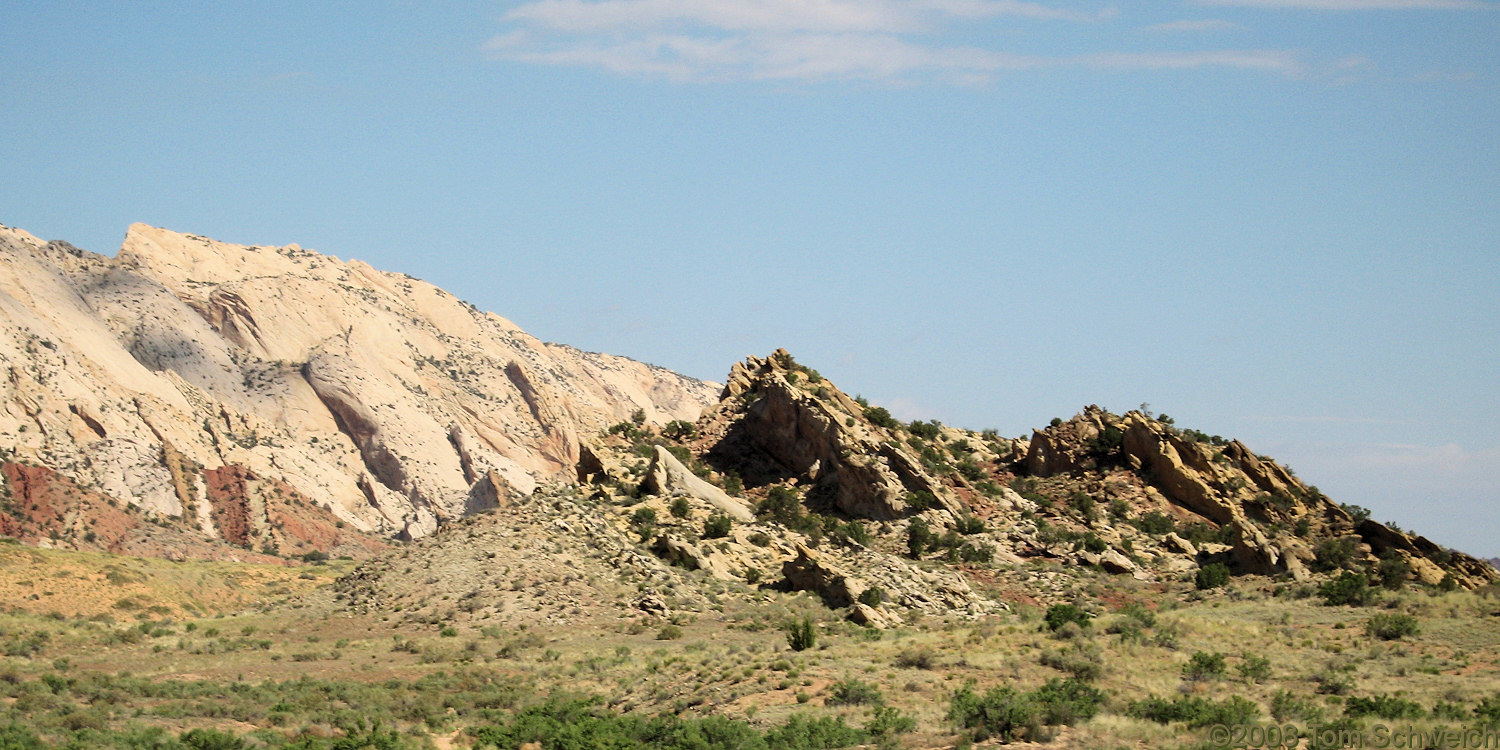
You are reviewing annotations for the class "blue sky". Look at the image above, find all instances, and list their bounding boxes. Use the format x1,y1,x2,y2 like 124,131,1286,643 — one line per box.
3,1,1498,555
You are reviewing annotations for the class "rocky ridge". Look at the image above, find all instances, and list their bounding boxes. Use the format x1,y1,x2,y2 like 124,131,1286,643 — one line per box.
335,348,1492,642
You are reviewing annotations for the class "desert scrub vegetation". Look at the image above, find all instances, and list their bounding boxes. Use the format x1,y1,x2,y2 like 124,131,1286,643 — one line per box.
1366,612,1421,640
471,697,871,750
949,678,1104,743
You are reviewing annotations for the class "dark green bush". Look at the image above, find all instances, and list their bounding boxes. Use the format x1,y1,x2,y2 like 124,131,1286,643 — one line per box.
1377,552,1411,590
180,728,247,750
1031,678,1105,725
958,543,993,564
1475,696,1500,726
1195,562,1231,590
669,497,691,518
857,586,886,607
826,678,883,706
1182,651,1227,681
786,617,816,652
1238,653,1272,683
1133,511,1176,536
1319,572,1374,606
948,685,1040,742
758,486,804,525
903,491,936,513
864,407,900,429
1345,694,1426,720
1366,613,1420,640
471,697,866,750
949,678,1101,743
703,514,732,539
1044,604,1092,632
1127,694,1259,728
906,518,935,559
1312,537,1358,572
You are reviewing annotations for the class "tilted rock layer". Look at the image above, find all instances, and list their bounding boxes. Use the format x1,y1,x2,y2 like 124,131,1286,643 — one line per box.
0,223,716,554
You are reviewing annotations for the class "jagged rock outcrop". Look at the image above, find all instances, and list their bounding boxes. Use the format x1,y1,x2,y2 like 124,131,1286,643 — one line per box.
640,445,754,522
782,543,869,608
0,222,717,554
703,350,960,520
1023,407,1494,588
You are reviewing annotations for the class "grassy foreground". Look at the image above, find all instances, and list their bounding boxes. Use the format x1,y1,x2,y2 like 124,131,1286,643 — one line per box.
0,545,1498,748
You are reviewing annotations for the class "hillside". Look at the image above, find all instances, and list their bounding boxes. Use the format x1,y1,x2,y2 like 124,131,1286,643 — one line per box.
0,223,715,558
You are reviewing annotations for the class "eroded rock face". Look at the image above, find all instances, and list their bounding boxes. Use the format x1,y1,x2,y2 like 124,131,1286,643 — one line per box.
703,350,957,521
1022,408,1493,587
641,446,754,522
782,543,868,609
0,222,718,551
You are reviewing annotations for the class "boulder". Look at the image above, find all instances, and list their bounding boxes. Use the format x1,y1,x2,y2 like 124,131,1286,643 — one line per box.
640,445,754,522
782,543,867,608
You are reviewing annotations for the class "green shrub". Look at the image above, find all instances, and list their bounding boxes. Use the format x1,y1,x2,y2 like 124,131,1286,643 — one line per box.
1118,602,1156,629
1127,694,1259,728
1044,604,1092,632
471,697,866,750
949,685,1039,742
857,586,886,607
955,515,986,535
864,706,915,741
1366,613,1420,640
827,678,884,706
831,520,870,548
906,518,935,558
1319,572,1374,606
1238,653,1272,683
908,420,941,439
1341,503,1372,522
1195,562,1231,590
1040,644,1104,681
1078,533,1107,554
703,514,732,539
864,406,900,429
758,486,804,525
179,728,246,750
1377,552,1411,590
786,617,816,652
669,497,691,518
1133,511,1176,535
1345,694,1425,720
959,543,994,563
656,625,683,640
1270,690,1325,724
949,678,1102,743
1312,537,1358,572
904,491,937,513
1182,651,1227,681
1475,696,1500,726
1031,678,1105,726
632,507,657,526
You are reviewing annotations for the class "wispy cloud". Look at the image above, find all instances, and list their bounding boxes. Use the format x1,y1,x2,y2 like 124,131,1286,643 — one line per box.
1198,0,1495,10
1144,18,1242,32
488,0,1302,83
